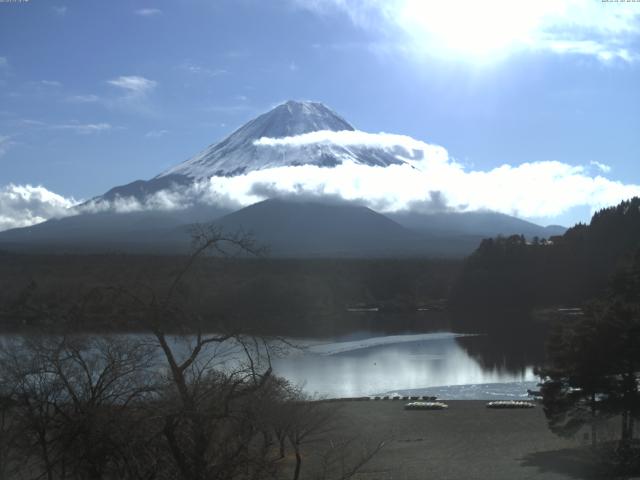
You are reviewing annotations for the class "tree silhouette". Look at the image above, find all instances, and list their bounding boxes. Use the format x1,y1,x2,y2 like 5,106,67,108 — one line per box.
538,250,640,472
452,197,640,331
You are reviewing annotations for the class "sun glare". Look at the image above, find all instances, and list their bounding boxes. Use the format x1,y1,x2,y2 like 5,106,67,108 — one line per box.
399,0,563,60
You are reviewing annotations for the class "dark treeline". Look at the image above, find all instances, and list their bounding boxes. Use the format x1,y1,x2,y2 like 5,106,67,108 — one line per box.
0,255,460,336
537,248,640,475
0,229,385,480
3,197,638,338
451,197,640,331
449,197,640,473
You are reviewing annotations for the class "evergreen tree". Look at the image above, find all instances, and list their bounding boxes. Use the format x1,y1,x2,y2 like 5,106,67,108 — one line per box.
538,250,640,471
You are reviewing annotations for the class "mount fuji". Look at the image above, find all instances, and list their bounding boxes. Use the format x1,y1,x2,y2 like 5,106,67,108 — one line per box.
0,101,565,256
160,100,407,178
98,100,408,203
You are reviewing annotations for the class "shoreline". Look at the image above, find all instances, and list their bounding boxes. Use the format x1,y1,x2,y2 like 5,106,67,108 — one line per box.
319,400,598,480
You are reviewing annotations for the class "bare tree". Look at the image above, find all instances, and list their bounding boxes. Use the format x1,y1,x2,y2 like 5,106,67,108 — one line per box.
88,226,281,480
0,352,20,480
281,395,385,480
287,398,337,480
0,335,158,480
0,225,384,480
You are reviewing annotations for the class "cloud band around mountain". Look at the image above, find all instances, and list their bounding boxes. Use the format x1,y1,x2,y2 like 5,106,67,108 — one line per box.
1,129,639,232
248,130,640,218
0,184,78,232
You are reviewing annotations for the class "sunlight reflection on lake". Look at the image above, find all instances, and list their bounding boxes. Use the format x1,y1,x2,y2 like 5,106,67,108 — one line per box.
0,331,538,400
272,332,537,398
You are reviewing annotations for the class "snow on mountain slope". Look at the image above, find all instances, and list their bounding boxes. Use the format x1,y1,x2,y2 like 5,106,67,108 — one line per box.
79,99,570,235
158,100,408,179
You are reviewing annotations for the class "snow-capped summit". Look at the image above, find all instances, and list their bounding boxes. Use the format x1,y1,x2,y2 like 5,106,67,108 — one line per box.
158,100,404,179
0,99,568,257
94,100,409,202
245,100,355,137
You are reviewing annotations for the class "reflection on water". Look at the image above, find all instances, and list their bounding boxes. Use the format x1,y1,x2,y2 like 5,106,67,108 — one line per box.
273,332,537,398
454,328,547,375
0,330,542,400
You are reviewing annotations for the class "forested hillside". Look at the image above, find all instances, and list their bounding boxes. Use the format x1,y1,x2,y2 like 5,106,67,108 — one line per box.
0,255,459,336
452,197,640,330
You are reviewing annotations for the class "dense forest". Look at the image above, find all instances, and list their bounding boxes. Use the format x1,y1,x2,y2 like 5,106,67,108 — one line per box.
0,254,459,336
2,197,639,337
537,236,640,474
452,197,640,331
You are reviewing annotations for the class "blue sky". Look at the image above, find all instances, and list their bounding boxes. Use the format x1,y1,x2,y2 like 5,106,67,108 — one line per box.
1,0,640,229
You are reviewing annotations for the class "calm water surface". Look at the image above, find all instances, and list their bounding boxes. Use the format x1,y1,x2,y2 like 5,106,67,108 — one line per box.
273,332,538,399
0,330,540,400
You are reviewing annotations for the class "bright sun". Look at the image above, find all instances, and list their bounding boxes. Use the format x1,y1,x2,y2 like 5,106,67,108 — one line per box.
399,0,563,60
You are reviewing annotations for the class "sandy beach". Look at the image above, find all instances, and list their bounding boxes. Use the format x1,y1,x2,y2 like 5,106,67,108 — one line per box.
322,400,601,480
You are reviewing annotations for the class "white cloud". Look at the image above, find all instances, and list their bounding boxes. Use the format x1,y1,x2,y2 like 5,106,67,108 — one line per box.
179,61,227,77
254,129,430,150
16,119,46,128
8,118,114,136
0,184,77,231
135,8,162,16
0,57,9,69
545,39,638,63
52,122,112,134
107,76,157,95
66,94,100,103
4,132,637,229
83,129,640,222
295,0,640,63
145,129,168,138
198,160,640,219
590,161,612,173
52,6,67,16
0,135,15,157
105,77,158,115
37,80,62,87
81,185,216,215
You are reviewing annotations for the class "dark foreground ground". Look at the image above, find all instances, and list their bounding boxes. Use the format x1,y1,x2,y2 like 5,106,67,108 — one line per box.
319,400,610,480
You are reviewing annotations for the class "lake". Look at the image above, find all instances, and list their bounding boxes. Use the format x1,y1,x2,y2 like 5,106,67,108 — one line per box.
0,329,542,400
272,332,539,399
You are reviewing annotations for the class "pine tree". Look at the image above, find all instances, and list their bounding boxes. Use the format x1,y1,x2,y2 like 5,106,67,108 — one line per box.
538,250,640,470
